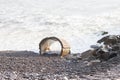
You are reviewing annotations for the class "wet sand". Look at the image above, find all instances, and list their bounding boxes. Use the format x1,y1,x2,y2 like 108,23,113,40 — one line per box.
0,50,120,80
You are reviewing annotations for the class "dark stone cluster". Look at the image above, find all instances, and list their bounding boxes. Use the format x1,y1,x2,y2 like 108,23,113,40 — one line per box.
93,35,120,61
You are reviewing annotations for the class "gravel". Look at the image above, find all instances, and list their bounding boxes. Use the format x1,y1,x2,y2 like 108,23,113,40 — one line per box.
0,50,120,80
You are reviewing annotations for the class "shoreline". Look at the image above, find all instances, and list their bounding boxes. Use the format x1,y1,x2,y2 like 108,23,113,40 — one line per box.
0,50,119,80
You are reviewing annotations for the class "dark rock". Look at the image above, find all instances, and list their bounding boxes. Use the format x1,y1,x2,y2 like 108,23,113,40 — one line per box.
93,35,120,61
97,35,118,46
101,31,108,35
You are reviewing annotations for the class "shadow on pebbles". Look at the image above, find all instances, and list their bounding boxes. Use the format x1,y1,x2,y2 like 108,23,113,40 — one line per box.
0,50,120,80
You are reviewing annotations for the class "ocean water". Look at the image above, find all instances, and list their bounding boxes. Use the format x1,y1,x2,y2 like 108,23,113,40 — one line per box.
0,0,120,53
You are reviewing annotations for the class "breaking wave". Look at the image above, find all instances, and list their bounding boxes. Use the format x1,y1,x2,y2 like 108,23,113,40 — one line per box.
0,0,120,53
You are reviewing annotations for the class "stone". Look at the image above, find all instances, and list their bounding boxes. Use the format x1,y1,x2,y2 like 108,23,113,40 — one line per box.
92,35,120,61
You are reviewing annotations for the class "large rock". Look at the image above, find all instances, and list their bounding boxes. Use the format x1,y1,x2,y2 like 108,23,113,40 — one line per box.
97,35,120,46
92,35,120,61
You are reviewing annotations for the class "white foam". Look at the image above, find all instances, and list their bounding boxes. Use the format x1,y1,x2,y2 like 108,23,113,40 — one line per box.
0,0,120,53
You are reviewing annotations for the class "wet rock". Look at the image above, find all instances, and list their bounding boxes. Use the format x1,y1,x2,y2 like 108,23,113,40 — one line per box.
97,35,120,46
92,35,120,61
101,31,108,35
80,50,93,60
